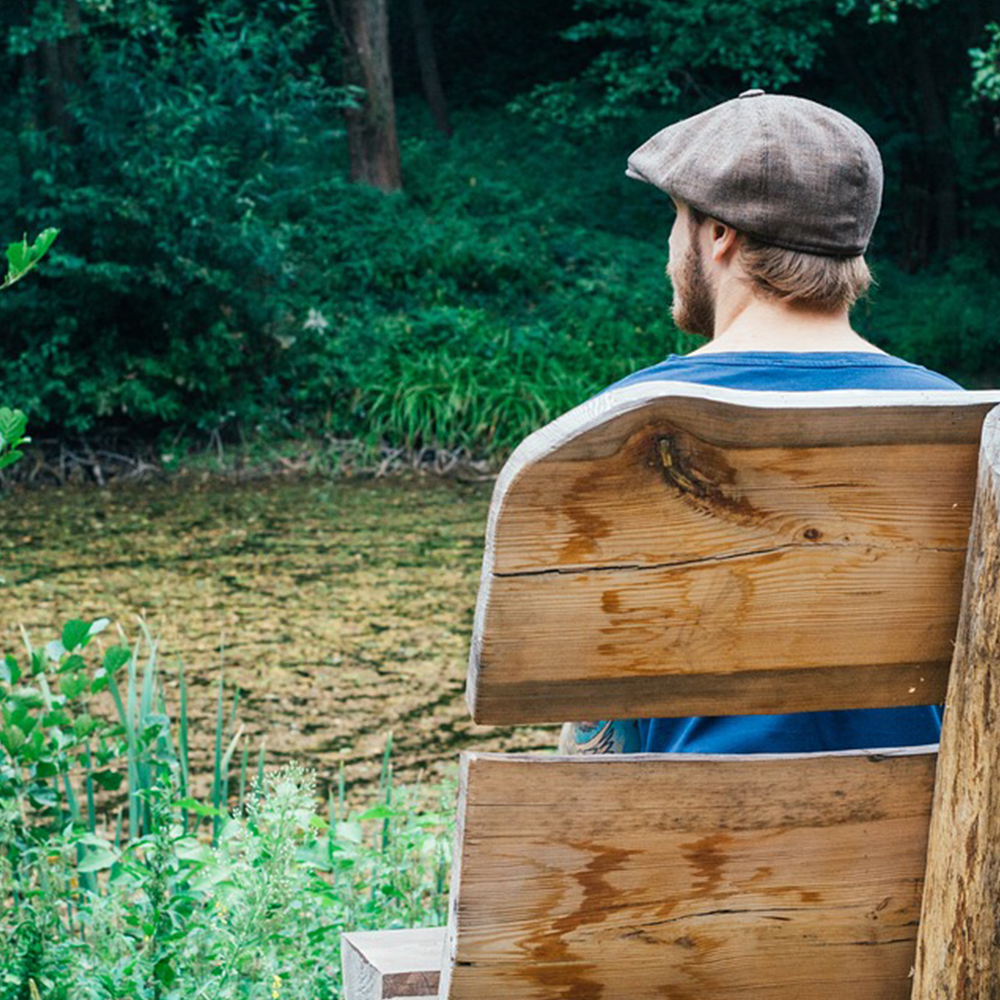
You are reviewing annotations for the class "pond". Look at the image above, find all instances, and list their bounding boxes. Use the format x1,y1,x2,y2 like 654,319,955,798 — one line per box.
0,477,559,797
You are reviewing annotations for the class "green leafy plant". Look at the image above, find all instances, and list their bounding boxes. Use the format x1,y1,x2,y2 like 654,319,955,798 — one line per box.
0,618,454,999
1,229,59,291
1,227,58,473
0,407,29,471
971,22,1000,102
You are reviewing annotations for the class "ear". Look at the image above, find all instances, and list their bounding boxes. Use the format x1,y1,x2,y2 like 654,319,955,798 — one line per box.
708,219,739,263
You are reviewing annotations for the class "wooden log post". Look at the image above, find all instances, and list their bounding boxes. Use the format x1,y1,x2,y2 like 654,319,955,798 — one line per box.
912,404,1000,1000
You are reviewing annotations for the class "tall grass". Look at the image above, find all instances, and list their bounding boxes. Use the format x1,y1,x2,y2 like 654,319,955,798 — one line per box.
365,345,591,459
0,618,453,999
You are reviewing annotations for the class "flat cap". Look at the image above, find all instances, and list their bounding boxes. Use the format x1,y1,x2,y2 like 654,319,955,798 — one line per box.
626,91,883,256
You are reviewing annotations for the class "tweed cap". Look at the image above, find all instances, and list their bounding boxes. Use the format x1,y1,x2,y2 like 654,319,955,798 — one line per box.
626,91,883,256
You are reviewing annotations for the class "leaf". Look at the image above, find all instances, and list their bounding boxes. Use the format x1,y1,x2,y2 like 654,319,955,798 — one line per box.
5,238,30,275
153,957,176,988
61,620,92,653
139,715,170,745
88,618,111,638
334,820,363,844
26,783,57,809
0,655,20,686
176,798,225,818
73,713,100,739
77,842,119,873
174,836,212,862
103,646,131,674
91,768,124,791
0,725,26,754
59,674,88,701
295,840,332,870
357,804,396,821
58,654,86,675
0,407,27,446
76,832,115,848
2,228,59,288
188,864,233,893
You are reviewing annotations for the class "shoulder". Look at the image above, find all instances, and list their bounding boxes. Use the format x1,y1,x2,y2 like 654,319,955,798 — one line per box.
604,351,965,394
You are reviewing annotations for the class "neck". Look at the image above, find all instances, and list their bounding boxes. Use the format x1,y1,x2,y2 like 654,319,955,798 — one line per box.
691,284,883,356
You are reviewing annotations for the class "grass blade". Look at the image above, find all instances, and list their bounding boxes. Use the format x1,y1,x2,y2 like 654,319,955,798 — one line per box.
137,625,158,834
256,737,267,803
126,632,141,836
104,664,138,841
84,743,96,834
178,657,190,833
219,723,244,822
238,744,249,816
212,670,225,845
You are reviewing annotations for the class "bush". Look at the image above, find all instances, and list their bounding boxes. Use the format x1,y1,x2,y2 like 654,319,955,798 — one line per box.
0,619,453,999
2,0,352,436
859,251,1000,387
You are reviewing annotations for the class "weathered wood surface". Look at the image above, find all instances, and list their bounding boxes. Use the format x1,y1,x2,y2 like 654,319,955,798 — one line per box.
912,404,1000,1000
441,750,937,1000
342,927,445,1000
468,386,1000,724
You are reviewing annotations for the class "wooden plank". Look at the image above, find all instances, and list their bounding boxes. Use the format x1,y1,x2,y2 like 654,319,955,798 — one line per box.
342,927,445,1000
912,404,1000,999
476,546,960,722
468,387,1000,724
441,750,938,1000
491,438,978,576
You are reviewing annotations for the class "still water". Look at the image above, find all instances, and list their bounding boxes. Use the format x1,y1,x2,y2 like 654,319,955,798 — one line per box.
0,477,557,794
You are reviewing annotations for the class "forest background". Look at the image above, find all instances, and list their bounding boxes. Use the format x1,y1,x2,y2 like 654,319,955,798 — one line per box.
2,0,1000,470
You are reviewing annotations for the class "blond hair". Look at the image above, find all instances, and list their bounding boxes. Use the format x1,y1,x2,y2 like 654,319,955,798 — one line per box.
739,236,872,311
688,206,872,311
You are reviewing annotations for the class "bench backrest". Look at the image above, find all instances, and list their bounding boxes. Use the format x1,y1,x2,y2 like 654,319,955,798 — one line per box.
467,386,1000,724
437,389,1000,999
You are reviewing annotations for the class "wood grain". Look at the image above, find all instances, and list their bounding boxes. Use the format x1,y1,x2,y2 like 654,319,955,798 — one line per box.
342,927,445,1000
912,405,1000,1000
468,387,1000,724
441,750,937,1000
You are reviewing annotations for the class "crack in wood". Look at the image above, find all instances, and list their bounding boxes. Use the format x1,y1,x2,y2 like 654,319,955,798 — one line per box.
492,541,966,579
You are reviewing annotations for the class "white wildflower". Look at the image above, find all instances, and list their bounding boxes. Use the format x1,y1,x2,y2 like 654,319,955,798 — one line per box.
303,308,329,332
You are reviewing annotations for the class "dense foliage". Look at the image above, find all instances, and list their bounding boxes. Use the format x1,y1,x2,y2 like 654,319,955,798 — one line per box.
0,620,452,999
2,0,998,460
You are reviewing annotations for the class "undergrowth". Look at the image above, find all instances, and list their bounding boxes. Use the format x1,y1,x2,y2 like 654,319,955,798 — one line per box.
0,618,453,999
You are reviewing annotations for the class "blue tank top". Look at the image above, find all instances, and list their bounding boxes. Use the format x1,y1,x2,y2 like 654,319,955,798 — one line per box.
604,351,962,753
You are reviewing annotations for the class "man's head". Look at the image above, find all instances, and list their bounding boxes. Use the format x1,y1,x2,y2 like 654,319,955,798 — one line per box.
628,92,881,337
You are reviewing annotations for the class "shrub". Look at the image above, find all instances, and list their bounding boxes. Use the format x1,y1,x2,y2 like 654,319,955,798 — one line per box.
0,619,453,999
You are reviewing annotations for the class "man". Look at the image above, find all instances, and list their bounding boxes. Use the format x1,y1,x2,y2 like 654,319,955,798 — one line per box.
561,90,961,756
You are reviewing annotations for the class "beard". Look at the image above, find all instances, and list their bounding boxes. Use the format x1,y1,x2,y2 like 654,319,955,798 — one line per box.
668,239,716,339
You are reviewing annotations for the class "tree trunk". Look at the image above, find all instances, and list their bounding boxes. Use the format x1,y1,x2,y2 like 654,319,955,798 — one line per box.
40,36,68,138
61,0,82,92
337,0,403,191
913,38,958,261
408,0,451,139
911,405,1000,999
34,0,81,143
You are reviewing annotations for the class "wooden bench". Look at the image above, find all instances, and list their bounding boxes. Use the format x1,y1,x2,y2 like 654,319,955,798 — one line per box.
343,384,1000,1000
